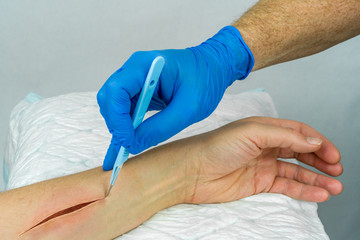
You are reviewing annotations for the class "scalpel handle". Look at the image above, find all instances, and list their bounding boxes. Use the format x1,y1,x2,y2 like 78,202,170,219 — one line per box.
132,56,165,128
107,56,165,195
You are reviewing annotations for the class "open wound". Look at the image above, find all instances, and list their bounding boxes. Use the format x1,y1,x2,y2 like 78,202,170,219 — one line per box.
21,200,98,235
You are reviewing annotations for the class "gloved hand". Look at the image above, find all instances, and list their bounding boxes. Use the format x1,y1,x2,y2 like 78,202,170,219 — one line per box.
98,26,254,171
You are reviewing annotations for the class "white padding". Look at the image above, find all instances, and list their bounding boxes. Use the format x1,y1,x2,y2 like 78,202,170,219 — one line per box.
5,91,329,239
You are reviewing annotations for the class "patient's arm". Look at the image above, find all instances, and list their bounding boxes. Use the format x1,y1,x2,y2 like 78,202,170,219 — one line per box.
0,141,190,239
0,168,110,239
0,117,343,239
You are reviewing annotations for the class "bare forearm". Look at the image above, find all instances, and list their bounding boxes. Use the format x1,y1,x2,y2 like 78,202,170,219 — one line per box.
0,168,107,238
0,117,343,238
0,138,192,239
233,0,360,70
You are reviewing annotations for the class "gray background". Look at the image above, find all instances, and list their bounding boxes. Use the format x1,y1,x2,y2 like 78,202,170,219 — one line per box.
0,0,359,239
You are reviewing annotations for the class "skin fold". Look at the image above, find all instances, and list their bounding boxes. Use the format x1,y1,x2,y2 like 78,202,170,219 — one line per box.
0,117,343,239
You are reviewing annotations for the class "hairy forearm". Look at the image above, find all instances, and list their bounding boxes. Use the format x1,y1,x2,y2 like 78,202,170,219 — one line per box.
233,0,360,70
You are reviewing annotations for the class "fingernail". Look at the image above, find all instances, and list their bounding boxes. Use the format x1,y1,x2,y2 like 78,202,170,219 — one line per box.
307,137,323,145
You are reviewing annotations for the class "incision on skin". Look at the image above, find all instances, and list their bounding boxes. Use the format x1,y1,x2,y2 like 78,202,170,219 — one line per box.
20,199,99,236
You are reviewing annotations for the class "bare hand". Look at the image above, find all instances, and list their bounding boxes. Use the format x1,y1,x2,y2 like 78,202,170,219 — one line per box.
187,117,343,203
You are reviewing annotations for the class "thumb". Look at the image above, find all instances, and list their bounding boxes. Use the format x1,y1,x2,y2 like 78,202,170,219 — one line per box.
249,123,323,153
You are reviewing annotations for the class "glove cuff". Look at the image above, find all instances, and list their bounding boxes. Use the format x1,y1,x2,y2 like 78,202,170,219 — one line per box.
221,26,254,80
199,26,255,84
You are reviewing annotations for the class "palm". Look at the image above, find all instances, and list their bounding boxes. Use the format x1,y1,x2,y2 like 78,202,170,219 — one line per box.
188,118,343,204
191,136,280,204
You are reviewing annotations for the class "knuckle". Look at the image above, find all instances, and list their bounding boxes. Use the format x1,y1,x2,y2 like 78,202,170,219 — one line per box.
286,127,299,136
246,122,263,144
104,78,128,99
130,50,162,65
243,121,261,131
245,116,261,122
130,50,145,58
233,121,263,146
106,75,121,90
284,127,304,145
298,121,309,132
97,89,106,105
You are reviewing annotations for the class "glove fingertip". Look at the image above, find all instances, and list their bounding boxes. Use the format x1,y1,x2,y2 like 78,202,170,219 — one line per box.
103,155,115,171
102,144,119,171
102,162,113,171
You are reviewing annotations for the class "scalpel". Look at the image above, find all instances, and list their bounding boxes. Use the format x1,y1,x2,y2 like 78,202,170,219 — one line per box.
106,56,165,197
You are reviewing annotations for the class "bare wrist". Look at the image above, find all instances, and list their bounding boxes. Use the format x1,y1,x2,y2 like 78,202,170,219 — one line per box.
130,138,200,207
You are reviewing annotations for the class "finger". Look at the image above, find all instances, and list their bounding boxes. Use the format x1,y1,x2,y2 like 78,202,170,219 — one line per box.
244,117,341,164
98,63,145,122
102,137,121,171
269,177,330,202
278,149,343,177
98,53,159,155
296,153,343,177
277,161,343,195
109,52,155,97
128,92,198,154
98,85,134,171
248,123,322,154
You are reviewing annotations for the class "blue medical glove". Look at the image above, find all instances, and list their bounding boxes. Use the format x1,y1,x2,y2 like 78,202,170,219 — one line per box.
98,26,254,171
